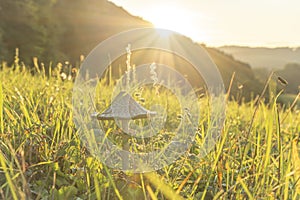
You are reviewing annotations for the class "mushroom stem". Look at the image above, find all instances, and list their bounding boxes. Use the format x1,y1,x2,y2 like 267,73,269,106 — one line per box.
121,119,130,169
121,119,130,133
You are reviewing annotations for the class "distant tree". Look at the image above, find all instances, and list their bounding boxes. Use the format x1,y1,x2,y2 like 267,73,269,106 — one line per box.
0,0,39,63
0,27,8,61
0,0,68,69
34,0,67,64
0,0,144,65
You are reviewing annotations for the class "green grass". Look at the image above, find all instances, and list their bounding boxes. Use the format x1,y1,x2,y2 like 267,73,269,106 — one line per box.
0,61,299,200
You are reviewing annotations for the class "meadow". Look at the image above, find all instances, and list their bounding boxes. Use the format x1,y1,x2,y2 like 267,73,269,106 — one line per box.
0,58,300,200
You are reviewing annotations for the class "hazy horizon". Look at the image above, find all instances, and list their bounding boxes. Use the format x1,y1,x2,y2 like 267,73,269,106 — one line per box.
109,0,300,48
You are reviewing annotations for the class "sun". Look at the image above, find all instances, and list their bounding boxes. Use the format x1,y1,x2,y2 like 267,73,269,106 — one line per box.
145,4,200,41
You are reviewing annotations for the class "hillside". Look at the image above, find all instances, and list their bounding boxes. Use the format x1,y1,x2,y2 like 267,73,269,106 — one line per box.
53,0,153,62
219,46,300,69
0,0,263,99
276,63,300,94
0,0,152,64
103,43,263,100
205,47,263,100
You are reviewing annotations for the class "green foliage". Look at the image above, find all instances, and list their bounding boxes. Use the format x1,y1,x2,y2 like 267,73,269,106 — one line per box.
0,0,47,62
0,0,151,66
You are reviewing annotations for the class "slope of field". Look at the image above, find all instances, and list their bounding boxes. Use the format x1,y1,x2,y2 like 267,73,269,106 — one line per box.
205,47,263,100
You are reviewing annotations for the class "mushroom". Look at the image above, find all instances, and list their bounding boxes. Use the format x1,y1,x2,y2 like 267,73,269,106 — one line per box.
92,91,156,134
91,91,157,169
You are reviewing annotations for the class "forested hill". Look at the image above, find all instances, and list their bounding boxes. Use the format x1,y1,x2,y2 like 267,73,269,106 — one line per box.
0,0,152,64
0,0,263,99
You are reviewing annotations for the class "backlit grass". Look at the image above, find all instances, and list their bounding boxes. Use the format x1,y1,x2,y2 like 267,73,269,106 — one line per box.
0,61,299,199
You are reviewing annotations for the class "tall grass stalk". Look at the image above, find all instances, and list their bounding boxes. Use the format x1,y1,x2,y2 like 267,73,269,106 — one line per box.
0,151,18,200
0,82,3,134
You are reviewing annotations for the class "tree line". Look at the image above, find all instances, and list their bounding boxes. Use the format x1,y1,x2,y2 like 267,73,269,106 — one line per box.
0,0,150,68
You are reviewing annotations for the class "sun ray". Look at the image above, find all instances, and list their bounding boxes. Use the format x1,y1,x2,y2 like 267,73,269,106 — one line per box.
144,4,208,42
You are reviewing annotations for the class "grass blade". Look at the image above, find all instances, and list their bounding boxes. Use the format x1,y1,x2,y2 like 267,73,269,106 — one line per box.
0,151,18,200
292,140,300,194
237,175,254,200
145,172,184,200
0,82,3,134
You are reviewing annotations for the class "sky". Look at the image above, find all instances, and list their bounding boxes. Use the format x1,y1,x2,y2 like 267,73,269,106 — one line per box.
109,0,300,47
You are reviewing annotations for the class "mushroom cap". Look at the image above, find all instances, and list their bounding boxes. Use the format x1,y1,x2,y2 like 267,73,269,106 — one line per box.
94,91,156,120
